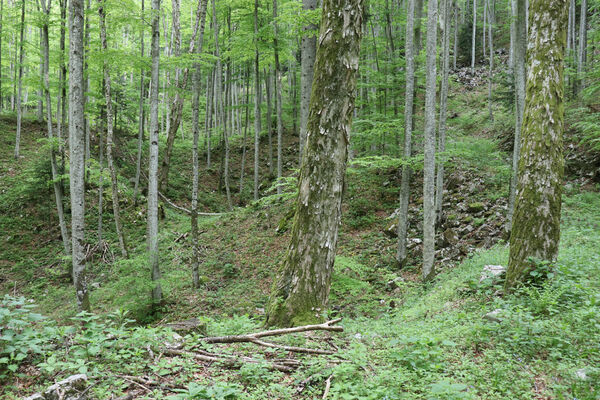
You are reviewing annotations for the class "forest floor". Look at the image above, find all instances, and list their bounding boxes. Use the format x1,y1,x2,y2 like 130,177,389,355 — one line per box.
1,79,600,399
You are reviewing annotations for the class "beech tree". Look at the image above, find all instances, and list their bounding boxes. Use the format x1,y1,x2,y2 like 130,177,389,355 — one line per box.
505,0,568,292
266,0,365,327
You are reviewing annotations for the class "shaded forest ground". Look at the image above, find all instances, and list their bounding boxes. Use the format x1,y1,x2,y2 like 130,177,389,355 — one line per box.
1,77,600,398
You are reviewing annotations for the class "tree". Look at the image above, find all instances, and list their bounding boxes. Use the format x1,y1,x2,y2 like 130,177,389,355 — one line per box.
273,0,284,195
133,0,146,205
253,0,262,201
422,0,439,281
69,0,90,312
99,0,128,259
266,0,365,327
471,0,476,71
396,0,417,267
505,0,568,292
14,0,25,160
149,0,162,304
299,0,317,160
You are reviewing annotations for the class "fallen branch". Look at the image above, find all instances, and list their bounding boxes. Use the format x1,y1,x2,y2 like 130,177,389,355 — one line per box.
248,337,334,355
322,375,333,399
203,318,343,344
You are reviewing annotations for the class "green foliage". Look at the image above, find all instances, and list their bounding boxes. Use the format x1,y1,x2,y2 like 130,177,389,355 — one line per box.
0,296,58,378
168,382,242,399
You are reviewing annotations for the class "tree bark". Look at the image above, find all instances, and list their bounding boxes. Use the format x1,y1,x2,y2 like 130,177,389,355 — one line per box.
99,0,128,258
265,68,274,175
577,0,587,93
266,0,365,327
299,0,317,161
471,0,476,71
0,0,3,111
505,0,567,292
69,0,90,311
253,0,262,201
486,0,494,121
134,0,146,205
149,0,162,304
396,0,416,267
14,0,25,160
273,0,284,195
422,0,438,281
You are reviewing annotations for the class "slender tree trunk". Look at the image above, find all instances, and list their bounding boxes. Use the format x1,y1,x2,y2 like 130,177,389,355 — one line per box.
84,0,91,183
265,68,274,176
206,69,214,168
506,0,526,234
422,0,438,281
253,0,262,200
149,0,162,304
39,0,70,256
99,0,128,258
396,0,416,267
471,0,476,71
577,0,587,93
58,0,67,179
14,0,25,160
510,0,516,68
191,0,208,289
299,0,317,160
273,0,284,195
266,0,365,327
436,0,451,224
453,1,458,70
134,0,146,204
37,28,44,123
69,0,90,312
98,100,105,243
505,0,567,292
239,65,251,196
0,0,3,111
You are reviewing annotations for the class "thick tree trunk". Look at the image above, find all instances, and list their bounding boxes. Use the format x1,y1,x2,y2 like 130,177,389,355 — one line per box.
149,0,162,304
39,0,70,256
299,0,317,160
506,0,526,234
396,0,416,267
505,0,567,292
14,0,25,160
422,0,438,281
69,0,90,312
266,0,364,327
253,0,262,201
99,0,128,258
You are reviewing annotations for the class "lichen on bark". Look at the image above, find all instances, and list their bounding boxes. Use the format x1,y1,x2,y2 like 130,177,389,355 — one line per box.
505,0,568,292
265,0,365,327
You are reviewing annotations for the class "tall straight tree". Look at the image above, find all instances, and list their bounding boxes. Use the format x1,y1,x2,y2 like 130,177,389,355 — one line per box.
69,0,90,311
190,0,208,288
14,0,25,160
299,0,317,160
149,0,162,304
577,0,587,92
505,0,568,292
99,0,128,258
38,0,70,256
396,0,416,267
266,0,365,327
471,0,476,71
0,0,3,111
422,0,438,281
253,0,261,201
506,0,526,234
273,0,284,195
134,0,146,204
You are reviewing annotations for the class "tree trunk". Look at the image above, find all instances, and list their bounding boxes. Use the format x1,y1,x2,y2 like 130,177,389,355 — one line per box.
471,0,476,71
486,0,494,121
253,0,261,201
506,0,526,235
239,65,251,196
99,0,128,258
0,0,3,111
453,1,458,70
14,0,25,160
134,0,146,205
299,0,317,161
266,0,364,327
37,28,44,123
422,0,438,281
436,0,451,224
505,0,567,292
149,0,162,304
577,0,587,93
191,0,208,288
265,68,274,175
396,0,417,267
273,0,284,195
39,0,70,256
69,0,90,312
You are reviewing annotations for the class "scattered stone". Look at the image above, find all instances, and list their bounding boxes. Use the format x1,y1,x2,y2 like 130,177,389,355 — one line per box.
90,282,101,289
443,228,459,246
25,374,88,400
483,309,503,323
386,276,405,291
468,202,485,213
384,224,398,239
164,318,207,335
479,265,506,283
575,368,588,381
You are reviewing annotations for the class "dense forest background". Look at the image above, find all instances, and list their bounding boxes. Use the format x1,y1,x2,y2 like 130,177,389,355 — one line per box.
1,0,599,398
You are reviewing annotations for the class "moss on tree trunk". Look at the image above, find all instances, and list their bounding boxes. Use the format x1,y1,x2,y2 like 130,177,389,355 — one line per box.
265,0,365,327
505,0,568,292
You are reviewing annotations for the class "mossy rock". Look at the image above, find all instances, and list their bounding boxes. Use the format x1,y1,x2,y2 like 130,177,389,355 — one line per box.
468,202,485,213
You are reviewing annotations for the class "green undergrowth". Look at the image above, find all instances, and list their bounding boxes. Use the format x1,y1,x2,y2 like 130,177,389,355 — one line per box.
2,190,599,399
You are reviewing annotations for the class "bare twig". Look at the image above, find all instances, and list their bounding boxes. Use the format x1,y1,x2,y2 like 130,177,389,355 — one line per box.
322,375,333,399
249,337,334,355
